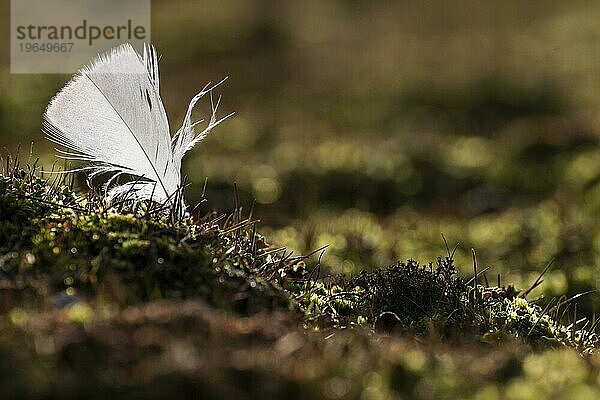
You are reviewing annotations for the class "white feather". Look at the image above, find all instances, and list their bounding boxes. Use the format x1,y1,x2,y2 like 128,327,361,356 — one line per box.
43,43,230,208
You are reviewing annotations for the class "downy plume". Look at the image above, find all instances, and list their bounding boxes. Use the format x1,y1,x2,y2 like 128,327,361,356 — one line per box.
43,43,231,210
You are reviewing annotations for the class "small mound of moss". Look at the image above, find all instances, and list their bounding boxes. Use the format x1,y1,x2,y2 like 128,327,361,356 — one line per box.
0,164,290,314
287,257,597,352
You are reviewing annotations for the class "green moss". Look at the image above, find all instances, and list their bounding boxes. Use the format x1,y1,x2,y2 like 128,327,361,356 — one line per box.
287,257,597,352
0,164,598,399
0,165,290,314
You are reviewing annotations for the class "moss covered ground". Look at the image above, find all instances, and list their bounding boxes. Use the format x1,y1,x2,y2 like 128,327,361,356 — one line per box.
1,159,600,399
4,2,600,398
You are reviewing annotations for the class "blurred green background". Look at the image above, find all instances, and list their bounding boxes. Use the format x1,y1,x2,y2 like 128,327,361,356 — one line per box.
3,0,600,312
